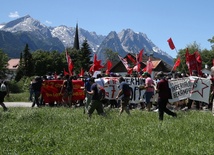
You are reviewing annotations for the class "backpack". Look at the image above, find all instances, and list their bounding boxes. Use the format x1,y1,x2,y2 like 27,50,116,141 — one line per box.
0,83,7,92
97,84,105,100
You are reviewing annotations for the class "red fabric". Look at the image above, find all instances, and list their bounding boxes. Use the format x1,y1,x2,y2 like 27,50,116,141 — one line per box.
167,38,175,50
79,68,84,77
118,55,132,74
127,54,136,64
146,57,153,74
63,68,69,75
172,57,181,71
66,50,74,75
41,80,85,103
106,60,112,75
136,49,143,72
89,54,104,73
185,48,202,76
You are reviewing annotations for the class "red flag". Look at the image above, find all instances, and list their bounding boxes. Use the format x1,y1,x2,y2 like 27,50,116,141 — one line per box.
79,68,84,77
172,57,181,71
63,68,69,75
127,54,136,64
118,55,132,74
167,38,175,50
106,60,112,75
136,49,143,72
66,50,74,75
137,49,143,63
185,48,202,76
89,54,104,73
146,57,153,74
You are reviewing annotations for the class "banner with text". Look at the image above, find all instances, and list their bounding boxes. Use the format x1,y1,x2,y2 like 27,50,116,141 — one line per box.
168,76,211,104
41,80,85,103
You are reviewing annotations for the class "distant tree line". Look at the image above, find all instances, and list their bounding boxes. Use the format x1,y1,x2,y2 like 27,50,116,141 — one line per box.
1,37,214,81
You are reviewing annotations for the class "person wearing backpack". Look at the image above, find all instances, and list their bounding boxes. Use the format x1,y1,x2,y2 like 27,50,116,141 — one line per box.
87,77,105,118
60,75,73,107
0,80,9,111
116,77,131,115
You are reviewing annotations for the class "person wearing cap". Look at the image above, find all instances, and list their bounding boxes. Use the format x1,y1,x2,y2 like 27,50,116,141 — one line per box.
156,72,177,120
140,72,155,111
87,77,105,118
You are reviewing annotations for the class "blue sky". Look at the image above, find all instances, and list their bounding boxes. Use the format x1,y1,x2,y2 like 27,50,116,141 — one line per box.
1,0,214,58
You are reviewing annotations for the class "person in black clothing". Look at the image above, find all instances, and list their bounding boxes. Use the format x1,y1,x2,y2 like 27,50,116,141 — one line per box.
87,77,105,118
116,77,131,115
32,76,42,107
0,80,9,111
60,75,73,107
156,72,177,120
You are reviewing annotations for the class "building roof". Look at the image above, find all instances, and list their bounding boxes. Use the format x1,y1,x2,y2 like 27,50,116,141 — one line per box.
7,59,20,70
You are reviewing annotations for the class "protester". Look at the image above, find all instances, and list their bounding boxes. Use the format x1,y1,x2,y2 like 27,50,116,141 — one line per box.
116,77,131,115
141,72,155,111
187,70,201,110
29,78,34,102
60,75,73,107
156,72,177,120
83,77,92,113
31,76,43,107
87,77,105,118
0,80,9,111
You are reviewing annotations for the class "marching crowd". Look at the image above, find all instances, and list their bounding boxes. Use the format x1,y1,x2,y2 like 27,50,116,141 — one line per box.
1,69,213,121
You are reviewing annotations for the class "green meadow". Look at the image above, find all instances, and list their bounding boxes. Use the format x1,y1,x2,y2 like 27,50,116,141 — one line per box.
0,106,214,155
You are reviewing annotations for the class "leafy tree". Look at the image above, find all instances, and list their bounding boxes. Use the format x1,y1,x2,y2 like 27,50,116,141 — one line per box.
208,36,214,50
0,49,9,79
103,48,119,64
15,52,24,81
32,50,66,76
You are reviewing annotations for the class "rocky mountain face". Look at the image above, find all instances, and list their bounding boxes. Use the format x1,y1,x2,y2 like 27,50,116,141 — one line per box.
0,15,173,66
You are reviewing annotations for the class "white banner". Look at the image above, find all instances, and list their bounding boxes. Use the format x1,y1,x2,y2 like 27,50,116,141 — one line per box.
99,77,145,104
168,76,211,104
189,76,211,104
168,77,192,103
98,76,211,104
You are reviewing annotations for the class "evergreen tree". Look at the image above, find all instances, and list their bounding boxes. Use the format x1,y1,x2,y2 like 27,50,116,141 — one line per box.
22,44,34,76
0,49,9,79
79,39,93,72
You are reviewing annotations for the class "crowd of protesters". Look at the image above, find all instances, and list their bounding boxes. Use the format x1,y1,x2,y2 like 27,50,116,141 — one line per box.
1,68,213,121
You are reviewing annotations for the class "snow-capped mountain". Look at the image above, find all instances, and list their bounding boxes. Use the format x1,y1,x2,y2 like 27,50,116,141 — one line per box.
97,29,173,65
0,15,173,65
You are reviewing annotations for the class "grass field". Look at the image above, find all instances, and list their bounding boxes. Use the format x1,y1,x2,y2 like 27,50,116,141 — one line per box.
0,106,214,155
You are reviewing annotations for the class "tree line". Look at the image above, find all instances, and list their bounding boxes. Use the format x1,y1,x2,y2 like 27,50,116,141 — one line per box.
0,37,214,81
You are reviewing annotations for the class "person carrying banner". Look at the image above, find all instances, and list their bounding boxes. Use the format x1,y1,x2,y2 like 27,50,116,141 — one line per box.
60,75,73,107
116,77,131,115
187,70,201,110
156,72,177,121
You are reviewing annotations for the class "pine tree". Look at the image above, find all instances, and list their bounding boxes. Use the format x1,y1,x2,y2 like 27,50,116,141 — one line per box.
79,39,93,72
23,44,34,76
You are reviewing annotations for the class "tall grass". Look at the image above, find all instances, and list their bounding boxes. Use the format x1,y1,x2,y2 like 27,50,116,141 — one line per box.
0,107,214,155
